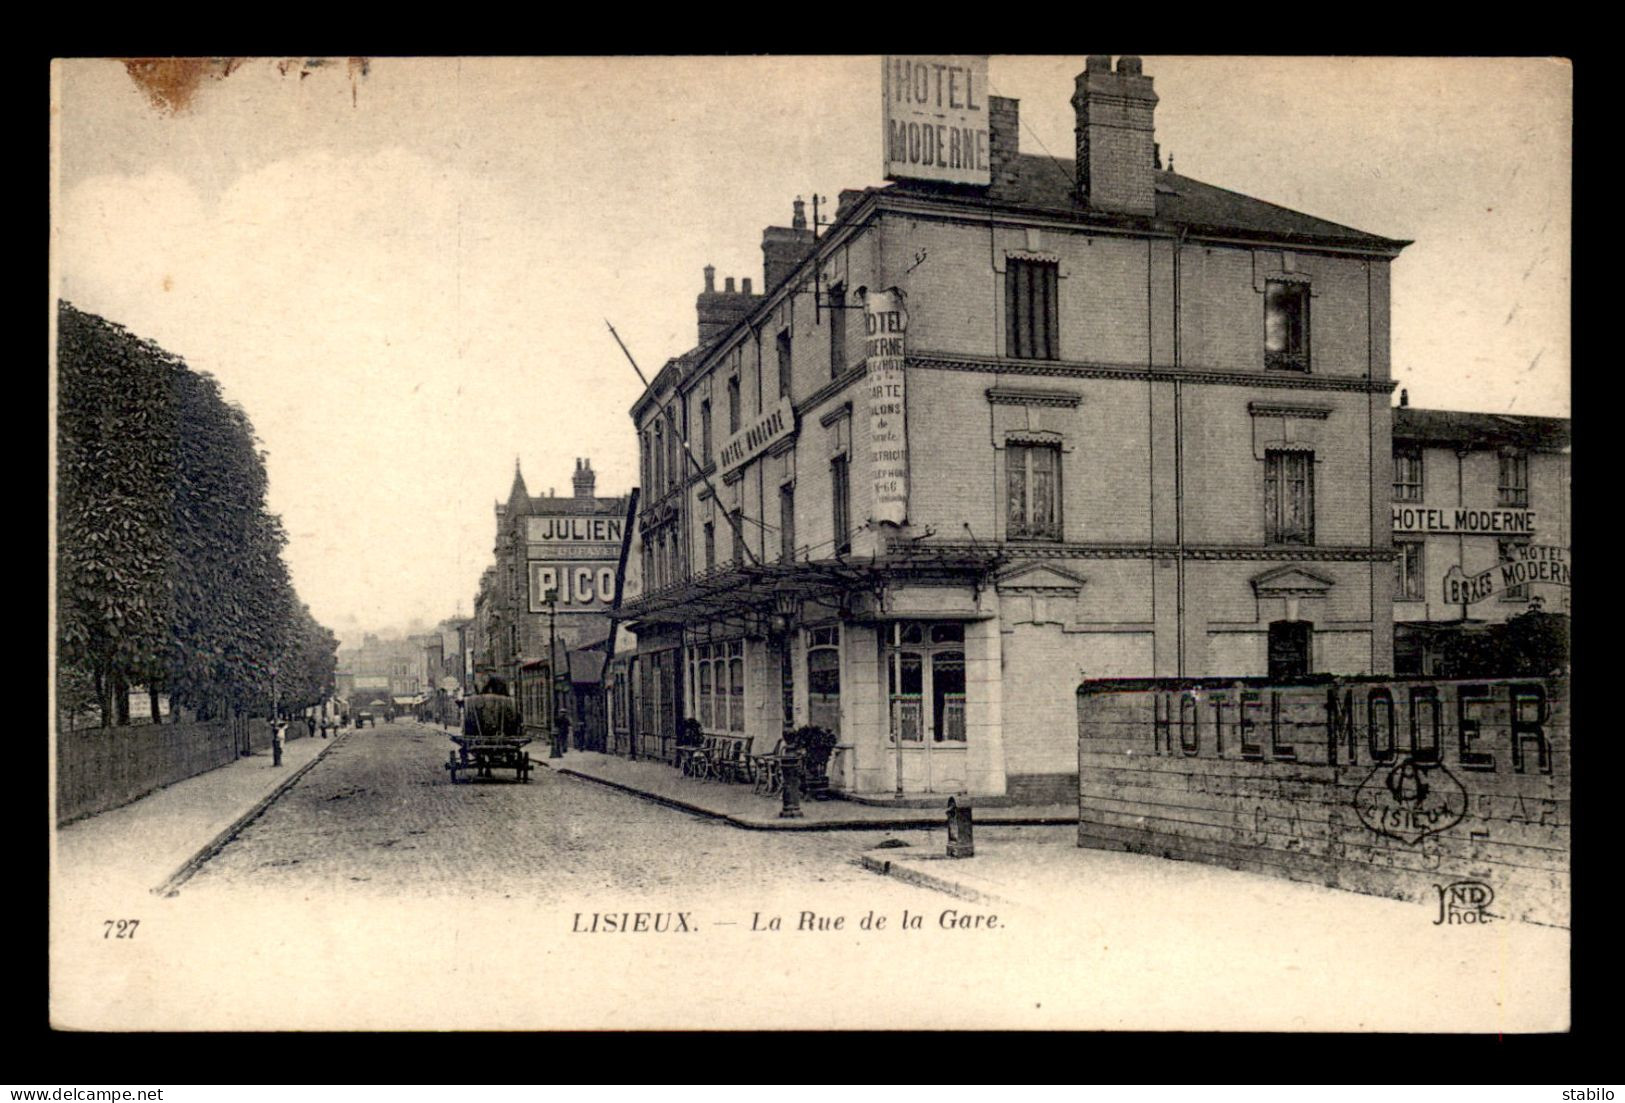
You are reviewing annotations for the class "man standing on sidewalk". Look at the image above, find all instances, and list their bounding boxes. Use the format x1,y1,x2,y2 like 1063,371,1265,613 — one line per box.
272,718,286,767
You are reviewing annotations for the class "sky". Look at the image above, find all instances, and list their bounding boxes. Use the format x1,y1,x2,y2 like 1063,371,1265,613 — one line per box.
50,56,1571,646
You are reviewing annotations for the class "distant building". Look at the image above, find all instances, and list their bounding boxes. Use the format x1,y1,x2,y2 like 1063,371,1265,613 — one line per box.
471,458,631,703
1390,403,1570,674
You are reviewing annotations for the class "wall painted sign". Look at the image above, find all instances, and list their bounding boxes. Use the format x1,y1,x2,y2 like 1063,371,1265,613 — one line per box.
717,397,796,476
882,55,990,185
865,288,909,525
526,516,624,544
530,560,620,613
1443,545,1571,604
1392,505,1537,534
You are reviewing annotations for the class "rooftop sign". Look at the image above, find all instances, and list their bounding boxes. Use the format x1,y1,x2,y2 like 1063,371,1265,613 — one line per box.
883,55,990,186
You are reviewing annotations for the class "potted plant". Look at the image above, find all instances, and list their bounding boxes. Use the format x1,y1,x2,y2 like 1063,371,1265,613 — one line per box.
787,725,837,797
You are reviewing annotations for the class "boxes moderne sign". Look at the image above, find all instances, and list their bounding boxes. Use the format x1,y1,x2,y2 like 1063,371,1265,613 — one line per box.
883,55,990,186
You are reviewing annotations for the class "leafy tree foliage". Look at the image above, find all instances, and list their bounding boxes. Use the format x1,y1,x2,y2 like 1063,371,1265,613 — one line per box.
56,302,337,727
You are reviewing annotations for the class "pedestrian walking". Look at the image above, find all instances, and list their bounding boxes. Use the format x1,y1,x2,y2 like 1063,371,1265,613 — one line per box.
272,718,287,767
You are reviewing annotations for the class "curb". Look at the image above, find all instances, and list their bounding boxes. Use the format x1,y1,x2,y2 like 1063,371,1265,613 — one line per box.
858,852,1012,906
540,760,1077,832
152,731,348,898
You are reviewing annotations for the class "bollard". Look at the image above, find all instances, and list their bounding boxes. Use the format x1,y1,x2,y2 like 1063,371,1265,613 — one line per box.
946,794,974,858
779,752,805,819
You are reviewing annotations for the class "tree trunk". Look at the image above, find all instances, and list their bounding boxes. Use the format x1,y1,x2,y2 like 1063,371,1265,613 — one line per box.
150,686,162,724
95,669,111,729
113,674,131,726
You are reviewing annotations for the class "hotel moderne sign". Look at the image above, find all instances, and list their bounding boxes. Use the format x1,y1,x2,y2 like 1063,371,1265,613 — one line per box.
1391,505,1536,534
882,55,990,186
718,397,796,476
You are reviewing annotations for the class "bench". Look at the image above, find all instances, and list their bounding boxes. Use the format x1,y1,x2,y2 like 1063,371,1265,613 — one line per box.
751,738,786,795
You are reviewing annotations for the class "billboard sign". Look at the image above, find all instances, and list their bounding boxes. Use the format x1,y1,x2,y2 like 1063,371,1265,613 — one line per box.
883,55,990,185
527,513,622,613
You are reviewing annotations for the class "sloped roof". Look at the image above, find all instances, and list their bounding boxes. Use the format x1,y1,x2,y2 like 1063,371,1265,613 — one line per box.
1393,408,1570,452
880,157,1408,251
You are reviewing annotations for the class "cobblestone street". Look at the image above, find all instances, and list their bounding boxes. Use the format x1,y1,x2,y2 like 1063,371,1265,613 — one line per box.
184,721,947,906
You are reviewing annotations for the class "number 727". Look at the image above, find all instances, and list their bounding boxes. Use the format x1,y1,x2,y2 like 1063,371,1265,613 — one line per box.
103,919,139,939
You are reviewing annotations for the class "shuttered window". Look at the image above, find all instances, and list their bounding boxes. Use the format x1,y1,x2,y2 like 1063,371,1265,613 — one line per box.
1005,259,1059,360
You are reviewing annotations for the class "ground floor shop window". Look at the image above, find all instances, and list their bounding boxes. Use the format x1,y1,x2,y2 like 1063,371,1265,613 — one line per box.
689,639,745,732
806,625,840,735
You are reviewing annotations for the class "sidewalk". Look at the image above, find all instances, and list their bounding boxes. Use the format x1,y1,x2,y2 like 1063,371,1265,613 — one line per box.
537,749,1077,830
54,730,342,897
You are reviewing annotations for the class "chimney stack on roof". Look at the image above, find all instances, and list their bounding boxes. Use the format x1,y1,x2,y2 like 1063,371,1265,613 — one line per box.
573,457,596,499
697,264,761,346
762,197,817,294
1400,389,1409,408
1072,55,1160,216
987,94,1021,200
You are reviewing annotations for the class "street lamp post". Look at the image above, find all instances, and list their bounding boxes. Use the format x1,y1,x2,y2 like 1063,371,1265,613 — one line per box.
546,593,563,759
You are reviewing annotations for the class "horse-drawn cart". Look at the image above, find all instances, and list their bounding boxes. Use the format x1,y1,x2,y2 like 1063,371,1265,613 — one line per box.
445,734,533,784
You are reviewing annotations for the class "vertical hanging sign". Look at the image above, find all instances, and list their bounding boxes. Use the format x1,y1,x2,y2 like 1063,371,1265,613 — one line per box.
865,288,909,525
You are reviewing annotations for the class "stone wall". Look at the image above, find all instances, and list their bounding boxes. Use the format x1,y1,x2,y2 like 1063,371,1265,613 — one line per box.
1077,676,1569,926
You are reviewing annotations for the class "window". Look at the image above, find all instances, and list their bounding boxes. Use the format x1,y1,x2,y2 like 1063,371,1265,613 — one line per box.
1267,620,1313,680
641,429,651,490
780,484,796,563
1498,450,1529,507
696,645,713,729
1264,450,1315,545
831,455,851,555
728,641,745,732
1006,443,1062,540
777,329,792,398
1005,259,1059,360
730,509,744,565
1393,449,1423,502
700,399,712,464
653,422,665,493
807,626,840,735
728,376,741,435
829,283,847,377
667,419,679,488
1264,280,1310,371
1499,538,1529,602
1396,540,1424,601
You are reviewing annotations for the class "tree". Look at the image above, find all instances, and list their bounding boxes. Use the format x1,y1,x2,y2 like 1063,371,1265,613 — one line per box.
57,302,339,735
56,303,178,726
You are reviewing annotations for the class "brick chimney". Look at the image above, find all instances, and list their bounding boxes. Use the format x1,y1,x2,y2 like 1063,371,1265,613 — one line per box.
573,457,596,499
697,265,760,346
1072,55,1159,216
761,197,816,293
987,94,1021,201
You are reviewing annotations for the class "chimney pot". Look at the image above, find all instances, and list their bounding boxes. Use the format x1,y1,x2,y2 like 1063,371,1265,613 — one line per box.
1086,54,1112,72
792,196,807,230
725,276,736,294
742,277,752,295
1117,55,1142,75
703,265,716,293
1400,389,1409,407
